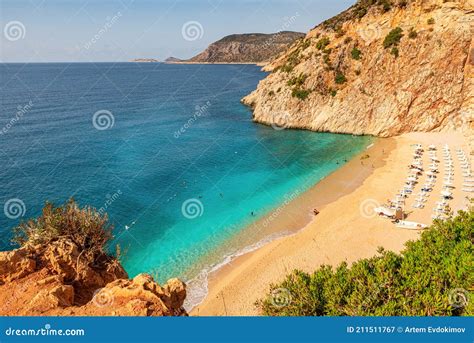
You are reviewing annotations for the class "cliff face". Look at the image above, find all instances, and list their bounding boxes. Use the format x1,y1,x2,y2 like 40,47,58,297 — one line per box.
187,31,305,63
243,0,473,138
0,239,187,316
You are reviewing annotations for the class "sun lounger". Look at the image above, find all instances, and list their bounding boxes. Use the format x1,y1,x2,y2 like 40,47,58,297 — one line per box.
462,188,474,193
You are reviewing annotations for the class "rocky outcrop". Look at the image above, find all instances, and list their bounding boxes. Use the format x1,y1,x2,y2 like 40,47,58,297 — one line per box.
0,239,187,316
242,0,473,138
131,58,159,63
186,32,305,63
164,57,183,63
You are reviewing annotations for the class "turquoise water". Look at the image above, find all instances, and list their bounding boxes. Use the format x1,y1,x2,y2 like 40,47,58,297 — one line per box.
0,63,371,295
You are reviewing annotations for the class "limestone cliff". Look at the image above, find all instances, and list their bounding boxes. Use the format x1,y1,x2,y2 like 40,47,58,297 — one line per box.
186,32,305,63
0,239,187,316
242,0,473,139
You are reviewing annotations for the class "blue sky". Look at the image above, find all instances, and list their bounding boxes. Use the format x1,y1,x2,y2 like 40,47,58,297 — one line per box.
1,0,354,62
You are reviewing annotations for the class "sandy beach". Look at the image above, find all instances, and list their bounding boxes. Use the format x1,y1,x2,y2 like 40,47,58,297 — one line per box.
191,131,472,316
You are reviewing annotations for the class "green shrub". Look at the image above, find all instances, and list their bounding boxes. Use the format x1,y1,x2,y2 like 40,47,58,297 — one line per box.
427,17,435,25
301,39,311,50
335,72,347,84
13,199,115,264
291,88,311,100
351,47,362,60
287,73,308,87
279,49,301,73
383,27,403,48
380,0,392,12
398,0,408,8
408,28,418,39
316,37,330,50
323,54,331,67
260,209,474,316
356,7,368,18
391,47,399,57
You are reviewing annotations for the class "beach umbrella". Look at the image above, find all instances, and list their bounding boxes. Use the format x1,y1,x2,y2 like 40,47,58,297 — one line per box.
441,190,452,197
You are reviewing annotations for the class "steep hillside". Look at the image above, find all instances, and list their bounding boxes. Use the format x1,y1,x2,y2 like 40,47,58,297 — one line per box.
0,200,187,316
243,0,473,139
186,31,305,63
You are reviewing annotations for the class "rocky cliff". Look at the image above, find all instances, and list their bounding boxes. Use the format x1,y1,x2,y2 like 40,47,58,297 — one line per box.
242,0,473,139
0,239,187,316
186,31,305,63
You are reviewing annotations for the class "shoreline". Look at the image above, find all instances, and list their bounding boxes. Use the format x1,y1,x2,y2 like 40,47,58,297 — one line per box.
191,132,471,316
164,61,267,66
185,135,390,311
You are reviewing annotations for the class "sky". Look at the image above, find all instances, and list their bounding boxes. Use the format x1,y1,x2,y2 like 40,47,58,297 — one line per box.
0,0,355,62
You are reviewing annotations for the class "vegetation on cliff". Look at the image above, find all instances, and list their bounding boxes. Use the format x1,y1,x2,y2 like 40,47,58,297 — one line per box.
186,31,305,63
13,199,117,268
260,209,473,316
242,0,472,137
1,200,187,316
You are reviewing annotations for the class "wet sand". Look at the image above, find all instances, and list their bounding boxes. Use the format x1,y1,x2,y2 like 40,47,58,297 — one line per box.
191,132,471,316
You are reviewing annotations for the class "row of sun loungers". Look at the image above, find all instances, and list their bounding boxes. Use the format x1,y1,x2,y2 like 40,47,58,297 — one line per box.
374,144,471,230
457,148,474,193
432,145,454,220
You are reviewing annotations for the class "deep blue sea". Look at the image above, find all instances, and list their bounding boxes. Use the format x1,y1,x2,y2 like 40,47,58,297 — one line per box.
0,63,371,307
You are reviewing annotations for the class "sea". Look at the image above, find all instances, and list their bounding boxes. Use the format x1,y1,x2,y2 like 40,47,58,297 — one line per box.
0,62,372,308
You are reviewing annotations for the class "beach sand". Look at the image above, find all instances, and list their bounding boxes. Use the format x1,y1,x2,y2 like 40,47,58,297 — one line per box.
191,132,471,316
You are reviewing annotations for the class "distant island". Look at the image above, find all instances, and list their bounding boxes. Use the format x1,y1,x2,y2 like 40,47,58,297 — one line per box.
165,31,305,64
131,58,160,63
164,57,183,63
